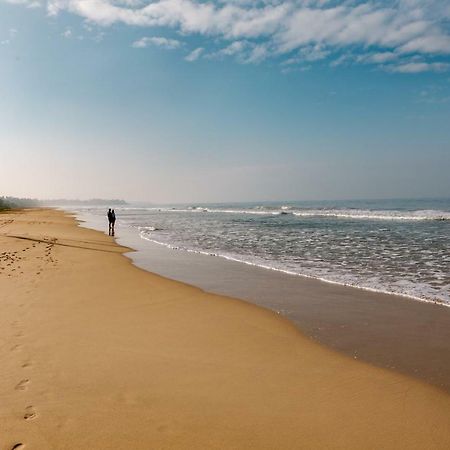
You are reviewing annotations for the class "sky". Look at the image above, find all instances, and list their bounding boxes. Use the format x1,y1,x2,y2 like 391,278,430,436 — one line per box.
1,0,450,203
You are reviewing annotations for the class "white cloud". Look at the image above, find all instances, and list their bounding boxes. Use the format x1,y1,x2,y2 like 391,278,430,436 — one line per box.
329,53,353,68
245,43,268,63
283,44,330,65
300,45,330,62
206,40,270,63
216,40,246,57
62,27,72,38
387,62,450,73
132,36,182,49
185,46,204,61
281,65,311,75
6,1,450,71
357,51,398,64
2,0,42,7
398,34,450,54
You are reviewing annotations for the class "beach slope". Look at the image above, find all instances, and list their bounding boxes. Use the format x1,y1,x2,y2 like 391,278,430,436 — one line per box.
1,208,449,449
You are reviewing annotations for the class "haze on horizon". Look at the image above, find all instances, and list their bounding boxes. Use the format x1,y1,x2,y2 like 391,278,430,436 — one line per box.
1,0,450,204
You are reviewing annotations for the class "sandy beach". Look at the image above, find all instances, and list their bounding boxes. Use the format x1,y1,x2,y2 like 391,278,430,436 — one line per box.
1,208,450,450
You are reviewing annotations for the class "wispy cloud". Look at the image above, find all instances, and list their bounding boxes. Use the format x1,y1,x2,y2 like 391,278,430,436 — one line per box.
206,40,269,64
5,0,450,71
2,0,41,7
1,27,19,45
357,52,398,64
132,36,182,49
245,43,269,64
281,65,311,75
417,83,450,103
283,44,330,66
387,62,450,73
185,47,203,62
210,41,247,59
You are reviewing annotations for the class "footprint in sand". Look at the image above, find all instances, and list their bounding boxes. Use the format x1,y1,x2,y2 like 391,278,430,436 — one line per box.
22,361,31,368
15,379,29,391
11,443,25,449
23,406,36,421
10,344,21,351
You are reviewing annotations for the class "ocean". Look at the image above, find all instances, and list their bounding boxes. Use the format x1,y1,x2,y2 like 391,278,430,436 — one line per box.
73,198,450,306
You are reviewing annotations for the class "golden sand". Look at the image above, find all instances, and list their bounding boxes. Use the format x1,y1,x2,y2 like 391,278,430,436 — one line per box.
1,208,449,449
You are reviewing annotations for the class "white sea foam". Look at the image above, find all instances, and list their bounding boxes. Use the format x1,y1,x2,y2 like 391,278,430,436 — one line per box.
138,225,159,232
139,230,450,307
292,209,450,221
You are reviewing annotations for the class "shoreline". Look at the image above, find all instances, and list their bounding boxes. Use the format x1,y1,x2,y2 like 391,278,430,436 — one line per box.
76,208,450,392
141,233,449,308
1,208,450,449
85,206,450,307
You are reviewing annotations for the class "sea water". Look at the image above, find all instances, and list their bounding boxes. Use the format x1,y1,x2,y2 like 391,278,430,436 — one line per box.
74,198,450,305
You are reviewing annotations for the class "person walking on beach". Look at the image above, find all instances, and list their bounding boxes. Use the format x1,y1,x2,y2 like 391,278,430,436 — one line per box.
107,208,113,236
111,209,116,236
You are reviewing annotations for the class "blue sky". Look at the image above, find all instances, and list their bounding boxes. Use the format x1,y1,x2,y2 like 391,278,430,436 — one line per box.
1,0,450,203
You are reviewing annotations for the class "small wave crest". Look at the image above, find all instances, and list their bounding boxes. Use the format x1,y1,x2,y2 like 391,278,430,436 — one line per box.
138,225,162,232
292,209,450,221
148,207,450,221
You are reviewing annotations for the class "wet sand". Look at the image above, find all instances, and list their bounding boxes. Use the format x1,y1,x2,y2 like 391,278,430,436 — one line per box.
81,213,450,392
1,208,450,449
